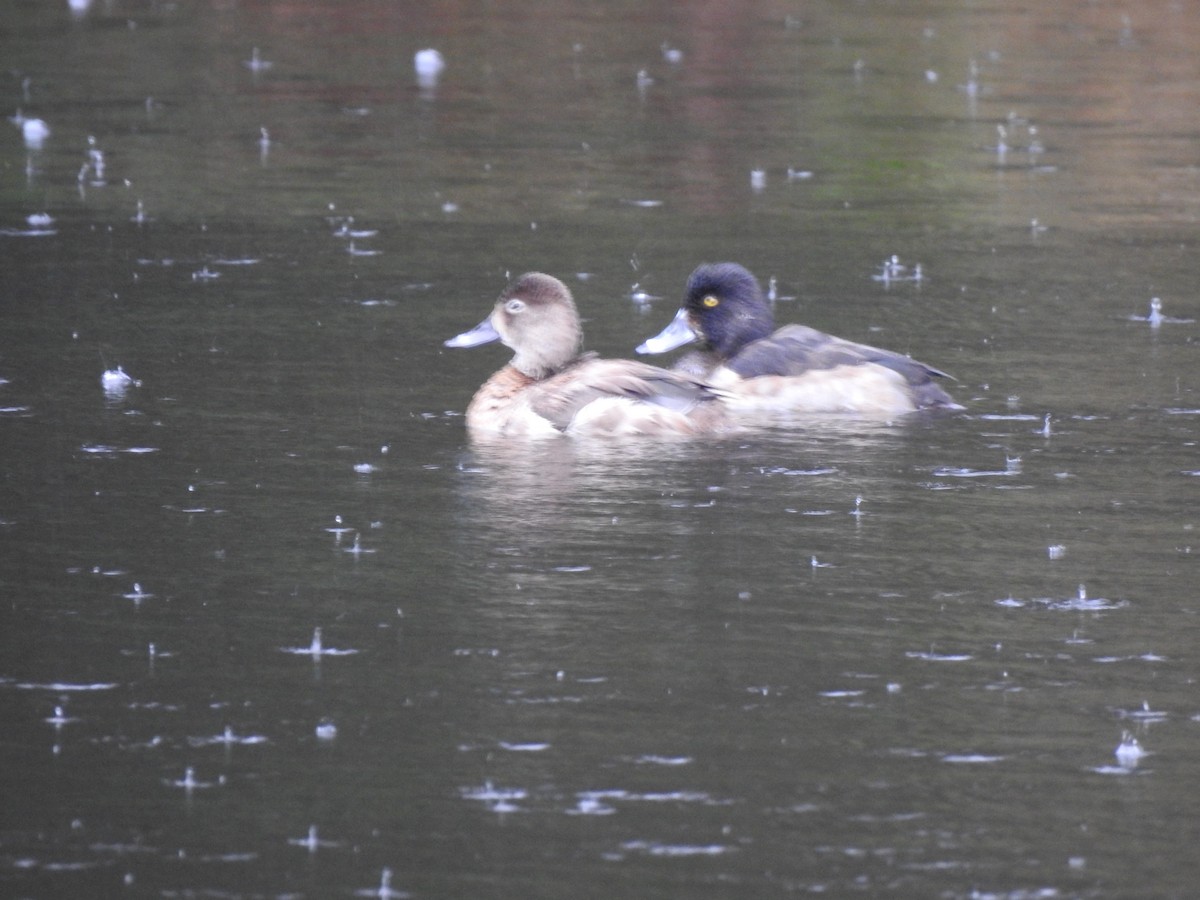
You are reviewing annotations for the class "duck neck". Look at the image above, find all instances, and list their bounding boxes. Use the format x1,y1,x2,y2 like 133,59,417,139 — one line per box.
511,341,578,381
491,365,537,390
672,348,721,378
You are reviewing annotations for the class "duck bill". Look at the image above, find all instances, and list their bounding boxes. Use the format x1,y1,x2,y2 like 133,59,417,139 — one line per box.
636,307,697,355
444,316,501,348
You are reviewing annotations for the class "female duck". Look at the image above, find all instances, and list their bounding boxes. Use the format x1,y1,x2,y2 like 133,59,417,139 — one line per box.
637,262,960,415
445,273,726,437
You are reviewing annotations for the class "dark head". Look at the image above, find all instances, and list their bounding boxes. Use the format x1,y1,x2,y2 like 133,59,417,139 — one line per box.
681,262,775,358
636,262,776,359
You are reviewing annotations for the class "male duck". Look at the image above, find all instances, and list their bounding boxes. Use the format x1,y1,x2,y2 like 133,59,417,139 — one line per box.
445,273,727,437
636,262,960,415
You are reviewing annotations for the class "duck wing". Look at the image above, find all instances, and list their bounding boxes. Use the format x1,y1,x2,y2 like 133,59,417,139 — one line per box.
728,325,954,385
529,356,718,432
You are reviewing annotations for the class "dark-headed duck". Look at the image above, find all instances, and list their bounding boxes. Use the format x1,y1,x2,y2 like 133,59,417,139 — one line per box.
445,273,728,437
637,262,960,415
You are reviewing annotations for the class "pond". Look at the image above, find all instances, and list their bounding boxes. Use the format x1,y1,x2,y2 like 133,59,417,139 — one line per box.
2,0,1198,896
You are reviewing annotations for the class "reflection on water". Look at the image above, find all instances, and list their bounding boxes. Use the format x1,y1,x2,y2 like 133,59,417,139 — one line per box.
3,0,1200,896
452,423,912,581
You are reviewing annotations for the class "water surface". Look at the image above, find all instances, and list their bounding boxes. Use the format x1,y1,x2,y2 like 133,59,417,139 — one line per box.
3,1,1199,897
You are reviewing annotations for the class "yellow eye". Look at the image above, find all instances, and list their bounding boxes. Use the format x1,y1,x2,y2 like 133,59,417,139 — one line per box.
702,295,720,308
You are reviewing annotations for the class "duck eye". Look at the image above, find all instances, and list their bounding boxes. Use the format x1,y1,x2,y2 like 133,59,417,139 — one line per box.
702,295,720,308
505,298,526,313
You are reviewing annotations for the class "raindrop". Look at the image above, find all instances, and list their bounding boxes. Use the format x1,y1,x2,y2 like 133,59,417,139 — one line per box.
343,533,377,557
16,115,50,149
1118,14,1135,47
101,366,142,393
326,515,354,541
414,48,445,90
960,59,980,98
122,583,153,603
168,767,214,792
1129,297,1191,326
355,866,410,899
290,824,340,853
281,627,360,657
628,283,659,304
45,705,76,730
243,47,273,72
1114,731,1145,769
568,795,617,816
872,254,923,284
1148,297,1164,327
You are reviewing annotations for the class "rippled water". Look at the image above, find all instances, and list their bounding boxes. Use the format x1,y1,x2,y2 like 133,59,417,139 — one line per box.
3,0,1199,897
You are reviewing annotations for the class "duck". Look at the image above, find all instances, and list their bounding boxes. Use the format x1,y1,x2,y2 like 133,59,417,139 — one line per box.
444,273,727,437
636,262,960,415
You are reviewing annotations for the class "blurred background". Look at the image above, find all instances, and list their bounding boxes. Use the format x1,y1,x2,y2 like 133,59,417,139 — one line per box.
2,1,1198,897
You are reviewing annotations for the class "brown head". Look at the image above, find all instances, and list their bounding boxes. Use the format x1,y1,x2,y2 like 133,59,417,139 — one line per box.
487,273,583,379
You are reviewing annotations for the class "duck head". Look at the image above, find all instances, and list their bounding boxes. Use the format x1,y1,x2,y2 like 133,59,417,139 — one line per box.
637,262,775,358
445,273,583,379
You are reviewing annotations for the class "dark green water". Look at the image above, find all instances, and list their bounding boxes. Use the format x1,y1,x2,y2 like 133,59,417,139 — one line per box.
3,1,1199,896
